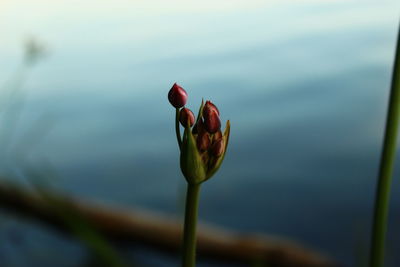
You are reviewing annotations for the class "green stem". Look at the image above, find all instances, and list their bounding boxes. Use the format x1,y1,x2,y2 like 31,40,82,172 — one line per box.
370,25,400,267
182,183,201,267
176,108,182,150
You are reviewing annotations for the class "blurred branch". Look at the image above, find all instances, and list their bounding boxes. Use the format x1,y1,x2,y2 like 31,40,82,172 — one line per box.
0,180,337,267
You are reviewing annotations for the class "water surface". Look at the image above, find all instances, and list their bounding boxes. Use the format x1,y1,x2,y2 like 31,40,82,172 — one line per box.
1,0,400,266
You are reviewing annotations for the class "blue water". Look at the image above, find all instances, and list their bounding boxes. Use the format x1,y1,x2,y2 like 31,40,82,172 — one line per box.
0,0,400,266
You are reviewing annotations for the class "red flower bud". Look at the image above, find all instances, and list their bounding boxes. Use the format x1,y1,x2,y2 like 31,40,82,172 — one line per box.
168,83,187,108
179,108,195,127
197,132,210,152
211,138,224,157
203,100,220,116
204,110,221,134
213,130,223,142
192,119,205,135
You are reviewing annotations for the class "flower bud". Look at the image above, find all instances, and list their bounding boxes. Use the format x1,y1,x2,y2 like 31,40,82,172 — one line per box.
179,108,195,127
177,98,230,184
204,110,221,134
192,119,205,135
197,132,210,152
211,138,224,157
203,100,220,116
168,83,187,108
213,130,222,142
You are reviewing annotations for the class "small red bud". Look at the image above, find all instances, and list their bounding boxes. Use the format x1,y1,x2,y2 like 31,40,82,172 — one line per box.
211,139,224,157
168,83,187,108
213,130,222,142
179,108,195,127
192,119,205,135
204,110,221,134
203,100,220,117
197,132,210,152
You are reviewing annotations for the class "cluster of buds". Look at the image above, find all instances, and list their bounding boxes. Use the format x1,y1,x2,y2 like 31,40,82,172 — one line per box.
168,83,230,184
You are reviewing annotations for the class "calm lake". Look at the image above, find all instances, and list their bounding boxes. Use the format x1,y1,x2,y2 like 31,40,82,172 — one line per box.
1,0,400,266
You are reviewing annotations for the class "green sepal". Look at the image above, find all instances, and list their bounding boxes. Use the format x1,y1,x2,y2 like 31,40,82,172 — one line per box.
195,99,204,125
191,99,204,135
205,120,230,180
180,122,207,184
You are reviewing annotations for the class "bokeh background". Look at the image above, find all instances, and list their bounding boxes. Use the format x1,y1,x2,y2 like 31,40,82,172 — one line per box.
1,0,400,266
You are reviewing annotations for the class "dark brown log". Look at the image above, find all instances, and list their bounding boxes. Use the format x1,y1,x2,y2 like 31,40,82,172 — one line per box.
0,182,338,267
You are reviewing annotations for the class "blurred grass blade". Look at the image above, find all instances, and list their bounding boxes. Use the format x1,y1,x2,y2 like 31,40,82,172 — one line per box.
370,24,400,267
29,179,127,267
38,188,127,267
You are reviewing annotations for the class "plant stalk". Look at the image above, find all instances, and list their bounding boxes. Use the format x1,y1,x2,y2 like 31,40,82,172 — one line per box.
176,108,182,150
182,183,201,267
370,25,400,267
